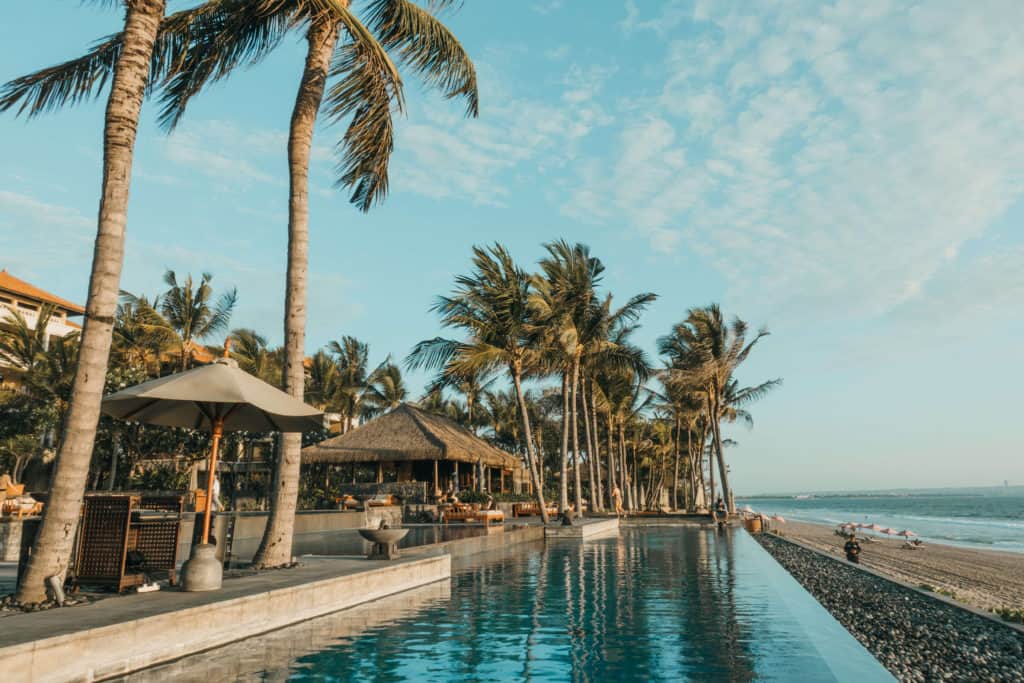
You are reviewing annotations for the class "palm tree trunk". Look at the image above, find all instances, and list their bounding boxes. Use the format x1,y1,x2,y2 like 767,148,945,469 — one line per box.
618,423,631,511
710,393,734,513
580,376,598,511
14,0,166,604
606,412,616,507
590,385,603,511
512,365,549,524
671,416,680,510
569,357,583,517
558,372,569,513
252,17,340,568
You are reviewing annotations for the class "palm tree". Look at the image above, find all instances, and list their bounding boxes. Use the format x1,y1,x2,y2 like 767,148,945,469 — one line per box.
155,270,237,370
408,245,550,523
0,304,59,369
229,328,282,385
423,367,495,434
111,295,175,376
530,241,656,515
365,361,406,413
151,0,478,569
658,305,780,512
326,335,387,432
2,0,181,603
9,0,477,570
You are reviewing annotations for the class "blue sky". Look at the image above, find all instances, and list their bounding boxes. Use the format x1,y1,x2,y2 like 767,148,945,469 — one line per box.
2,1,1022,494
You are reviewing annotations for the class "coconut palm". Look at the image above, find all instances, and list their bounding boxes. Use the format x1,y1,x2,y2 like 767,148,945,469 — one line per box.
365,361,407,413
0,0,201,603
530,241,656,515
423,367,495,434
153,270,237,370
658,305,780,512
8,0,477,570
111,295,175,376
229,328,282,386
408,245,550,523
150,0,478,567
0,304,59,370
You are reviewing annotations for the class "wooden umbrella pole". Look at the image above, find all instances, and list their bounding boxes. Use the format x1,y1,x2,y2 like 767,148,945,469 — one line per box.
201,417,225,544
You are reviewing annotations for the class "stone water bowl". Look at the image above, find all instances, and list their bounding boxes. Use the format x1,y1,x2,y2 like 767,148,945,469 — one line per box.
358,527,409,560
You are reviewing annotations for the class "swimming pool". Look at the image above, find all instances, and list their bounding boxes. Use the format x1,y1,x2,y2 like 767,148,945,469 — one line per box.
126,527,892,681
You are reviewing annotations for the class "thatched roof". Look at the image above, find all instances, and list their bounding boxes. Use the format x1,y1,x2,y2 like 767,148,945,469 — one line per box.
302,403,523,470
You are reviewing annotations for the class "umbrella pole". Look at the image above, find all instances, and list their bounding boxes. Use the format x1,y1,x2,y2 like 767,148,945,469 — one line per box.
201,417,225,544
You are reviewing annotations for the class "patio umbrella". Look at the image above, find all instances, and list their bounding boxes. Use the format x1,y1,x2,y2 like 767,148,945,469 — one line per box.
771,515,786,523
898,529,916,538
880,527,898,536
102,349,323,554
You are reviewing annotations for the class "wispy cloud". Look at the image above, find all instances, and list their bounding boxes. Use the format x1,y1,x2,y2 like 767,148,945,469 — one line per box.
391,59,615,206
570,1,1024,327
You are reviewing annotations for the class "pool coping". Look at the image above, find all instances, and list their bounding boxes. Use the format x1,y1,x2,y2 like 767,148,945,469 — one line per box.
763,531,1024,636
0,554,450,683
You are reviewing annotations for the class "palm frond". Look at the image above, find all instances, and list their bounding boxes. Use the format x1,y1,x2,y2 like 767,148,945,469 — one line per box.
364,0,478,117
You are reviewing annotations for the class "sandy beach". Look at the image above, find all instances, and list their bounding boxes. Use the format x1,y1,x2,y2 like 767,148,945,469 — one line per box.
775,520,1024,613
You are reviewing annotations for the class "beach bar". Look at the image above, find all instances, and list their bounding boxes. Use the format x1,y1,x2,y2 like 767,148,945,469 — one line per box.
302,403,529,499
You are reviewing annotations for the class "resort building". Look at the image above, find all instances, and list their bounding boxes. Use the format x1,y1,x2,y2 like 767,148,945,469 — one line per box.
302,403,529,498
0,268,84,390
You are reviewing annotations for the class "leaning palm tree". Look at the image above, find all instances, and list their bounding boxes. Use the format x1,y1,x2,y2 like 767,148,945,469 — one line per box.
7,0,477,570
408,244,550,523
658,305,780,512
0,0,212,604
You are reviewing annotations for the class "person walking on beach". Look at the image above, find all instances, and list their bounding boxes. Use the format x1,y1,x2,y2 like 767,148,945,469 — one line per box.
844,534,862,564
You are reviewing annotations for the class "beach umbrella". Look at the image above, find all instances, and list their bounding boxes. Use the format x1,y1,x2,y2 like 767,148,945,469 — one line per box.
102,347,323,590
869,524,884,531
741,505,755,514
880,527,898,536
771,515,786,523
898,529,916,537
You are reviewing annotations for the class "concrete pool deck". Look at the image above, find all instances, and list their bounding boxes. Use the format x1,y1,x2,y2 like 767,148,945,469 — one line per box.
0,553,450,683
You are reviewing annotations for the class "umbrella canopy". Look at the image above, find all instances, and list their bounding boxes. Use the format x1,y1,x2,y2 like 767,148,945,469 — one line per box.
772,515,786,523
880,527,898,535
898,529,916,537
102,358,324,433
869,524,884,531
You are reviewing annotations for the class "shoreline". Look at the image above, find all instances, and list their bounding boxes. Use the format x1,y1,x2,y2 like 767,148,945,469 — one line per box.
773,519,1024,613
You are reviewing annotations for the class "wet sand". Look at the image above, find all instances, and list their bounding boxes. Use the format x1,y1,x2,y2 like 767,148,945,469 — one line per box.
774,520,1024,612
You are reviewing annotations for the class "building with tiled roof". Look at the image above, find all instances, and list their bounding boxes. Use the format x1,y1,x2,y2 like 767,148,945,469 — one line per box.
0,268,84,389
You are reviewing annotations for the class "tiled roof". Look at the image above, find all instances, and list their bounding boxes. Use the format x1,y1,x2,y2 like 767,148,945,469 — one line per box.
0,269,85,315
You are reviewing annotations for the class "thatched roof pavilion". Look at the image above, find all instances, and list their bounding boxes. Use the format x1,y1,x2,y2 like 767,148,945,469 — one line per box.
302,403,527,495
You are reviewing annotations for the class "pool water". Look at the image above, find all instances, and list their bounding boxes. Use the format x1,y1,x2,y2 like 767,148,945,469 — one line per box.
127,528,892,681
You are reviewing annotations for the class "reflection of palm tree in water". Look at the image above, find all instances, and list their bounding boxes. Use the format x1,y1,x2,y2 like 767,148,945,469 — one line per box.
684,529,757,680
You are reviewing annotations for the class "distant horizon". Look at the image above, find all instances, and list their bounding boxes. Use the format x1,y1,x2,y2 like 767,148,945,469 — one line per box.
739,483,1024,498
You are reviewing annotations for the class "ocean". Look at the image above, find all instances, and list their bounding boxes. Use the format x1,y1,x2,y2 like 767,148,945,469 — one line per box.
736,490,1024,554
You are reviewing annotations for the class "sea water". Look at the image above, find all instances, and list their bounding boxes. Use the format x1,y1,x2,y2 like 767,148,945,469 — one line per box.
738,491,1024,552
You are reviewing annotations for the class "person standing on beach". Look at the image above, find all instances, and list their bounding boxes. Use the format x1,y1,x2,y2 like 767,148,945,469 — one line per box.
844,534,862,564
612,486,624,517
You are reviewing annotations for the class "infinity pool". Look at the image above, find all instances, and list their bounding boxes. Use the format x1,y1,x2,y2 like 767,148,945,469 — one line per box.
128,527,891,681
